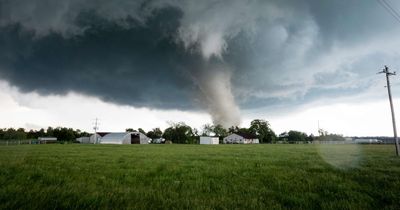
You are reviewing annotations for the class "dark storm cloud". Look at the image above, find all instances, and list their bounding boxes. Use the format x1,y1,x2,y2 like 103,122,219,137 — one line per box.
1,0,400,122
0,7,199,109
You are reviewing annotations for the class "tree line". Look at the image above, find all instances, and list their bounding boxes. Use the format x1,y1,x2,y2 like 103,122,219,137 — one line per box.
0,127,90,141
0,119,344,143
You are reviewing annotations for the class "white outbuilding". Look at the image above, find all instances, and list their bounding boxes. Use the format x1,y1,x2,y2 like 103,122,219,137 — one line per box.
223,133,259,144
99,132,151,144
200,136,219,144
38,137,57,144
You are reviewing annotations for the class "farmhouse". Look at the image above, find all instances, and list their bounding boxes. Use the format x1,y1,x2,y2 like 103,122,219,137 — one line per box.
223,133,259,144
200,136,219,144
94,132,151,144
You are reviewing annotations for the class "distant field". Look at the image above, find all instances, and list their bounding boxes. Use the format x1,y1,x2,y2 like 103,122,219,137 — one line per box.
0,144,399,209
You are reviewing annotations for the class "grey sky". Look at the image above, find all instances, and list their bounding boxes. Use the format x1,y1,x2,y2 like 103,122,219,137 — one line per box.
1,0,400,128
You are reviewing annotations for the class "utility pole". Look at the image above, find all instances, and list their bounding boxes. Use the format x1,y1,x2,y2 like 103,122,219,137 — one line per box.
378,65,400,156
93,118,99,144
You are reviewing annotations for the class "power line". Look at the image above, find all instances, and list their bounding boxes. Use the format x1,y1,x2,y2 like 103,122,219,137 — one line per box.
379,0,400,21
377,0,400,24
382,0,400,19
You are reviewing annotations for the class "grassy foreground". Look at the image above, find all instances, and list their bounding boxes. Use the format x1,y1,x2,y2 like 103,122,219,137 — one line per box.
0,144,399,209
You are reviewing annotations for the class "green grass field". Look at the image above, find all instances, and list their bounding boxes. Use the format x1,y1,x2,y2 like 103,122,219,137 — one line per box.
0,144,399,209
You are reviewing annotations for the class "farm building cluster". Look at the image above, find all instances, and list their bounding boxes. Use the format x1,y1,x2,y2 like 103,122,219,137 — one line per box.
77,132,151,144
75,132,260,145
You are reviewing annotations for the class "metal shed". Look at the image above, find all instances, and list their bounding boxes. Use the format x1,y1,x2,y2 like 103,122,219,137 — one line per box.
200,136,219,144
99,132,151,144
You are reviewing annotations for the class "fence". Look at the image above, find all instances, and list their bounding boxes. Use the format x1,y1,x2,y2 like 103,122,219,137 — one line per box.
0,139,37,145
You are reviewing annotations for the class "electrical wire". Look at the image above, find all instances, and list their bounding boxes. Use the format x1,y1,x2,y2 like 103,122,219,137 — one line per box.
376,0,400,24
382,0,400,19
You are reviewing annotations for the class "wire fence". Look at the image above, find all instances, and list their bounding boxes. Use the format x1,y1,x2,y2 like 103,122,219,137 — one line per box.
0,139,77,145
0,139,37,145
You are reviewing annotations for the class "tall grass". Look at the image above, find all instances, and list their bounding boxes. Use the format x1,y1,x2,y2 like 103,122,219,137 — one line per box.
0,144,399,209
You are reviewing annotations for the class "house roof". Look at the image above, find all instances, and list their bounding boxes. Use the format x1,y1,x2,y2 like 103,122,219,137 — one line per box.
234,132,258,139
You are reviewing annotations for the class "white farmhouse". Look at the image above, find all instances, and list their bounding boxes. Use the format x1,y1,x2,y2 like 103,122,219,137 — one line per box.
200,136,219,144
223,133,259,144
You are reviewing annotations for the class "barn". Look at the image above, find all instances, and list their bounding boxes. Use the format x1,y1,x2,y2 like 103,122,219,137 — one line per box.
223,133,259,144
200,136,219,144
99,132,151,144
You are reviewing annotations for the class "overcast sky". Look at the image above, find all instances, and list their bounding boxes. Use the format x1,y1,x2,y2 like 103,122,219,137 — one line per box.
1,0,400,136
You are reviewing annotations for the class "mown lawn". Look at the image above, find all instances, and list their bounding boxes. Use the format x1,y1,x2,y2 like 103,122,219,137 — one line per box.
0,144,399,209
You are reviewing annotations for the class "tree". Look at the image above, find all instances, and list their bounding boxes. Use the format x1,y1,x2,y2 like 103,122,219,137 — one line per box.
0,129,4,139
201,124,214,136
53,127,75,141
38,128,45,138
307,134,315,142
278,132,289,142
213,124,228,138
27,129,38,139
0,127,89,141
162,122,195,144
228,126,240,134
138,128,146,134
16,128,27,140
2,128,27,140
46,127,54,137
318,128,328,136
316,129,345,141
318,134,345,141
249,119,276,143
126,128,137,132
287,130,308,143
146,128,163,139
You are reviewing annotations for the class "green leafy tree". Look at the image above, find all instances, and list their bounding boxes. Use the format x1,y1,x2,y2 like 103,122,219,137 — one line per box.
213,124,228,138
138,128,146,134
201,124,214,136
228,126,240,134
37,129,45,138
249,119,276,143
53,127,76,141
16,128,27,140
318,134,345,141
0,129,4,139
287,130,308,143
46,127,54,137
2,128,27,140
278,132,289,142
163,122,195,144
146,128,163,139
3,128,16,140
27,129,38,139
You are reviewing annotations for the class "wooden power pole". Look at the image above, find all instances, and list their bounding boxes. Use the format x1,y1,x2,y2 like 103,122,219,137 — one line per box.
378,65,400,156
